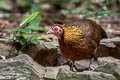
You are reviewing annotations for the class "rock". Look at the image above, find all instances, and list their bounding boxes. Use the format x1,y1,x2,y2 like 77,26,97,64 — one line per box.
11,54,45,74
95,37,120,59
55,50,68,66
0,54,45,80
0,54,70,80
0,55,6,60
74,59,90,71
94,57,120,80
94,63,120,80
18,42,58,66
44,65,70,79
57,69,116,80
74,59,98,71
97,57,120,65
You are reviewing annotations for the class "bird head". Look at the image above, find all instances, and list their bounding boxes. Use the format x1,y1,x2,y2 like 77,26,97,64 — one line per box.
47,24,64,39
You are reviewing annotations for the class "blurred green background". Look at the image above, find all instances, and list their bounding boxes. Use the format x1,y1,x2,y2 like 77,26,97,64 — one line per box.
0,0,120,25
0,0,120,40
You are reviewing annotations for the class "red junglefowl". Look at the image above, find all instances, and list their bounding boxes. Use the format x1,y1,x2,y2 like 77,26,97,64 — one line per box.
47,19,107,71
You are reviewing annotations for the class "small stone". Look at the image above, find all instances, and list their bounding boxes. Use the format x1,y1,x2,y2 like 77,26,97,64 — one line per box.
44,65,70,80
74,59,98,71
57,69,116,80
74,59,89,71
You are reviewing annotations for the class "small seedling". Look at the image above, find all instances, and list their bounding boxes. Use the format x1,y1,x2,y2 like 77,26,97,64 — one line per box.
8,10,51,55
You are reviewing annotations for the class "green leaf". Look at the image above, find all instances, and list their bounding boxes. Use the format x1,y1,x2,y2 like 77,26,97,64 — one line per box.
19,11,40,27
61,10,69,15
19,32,27,38
10,30,17,35
102,0,112,6
29,17,40,25
72,9,89,14
72,0,82,3
27,25,45,31
26,34,41,42
17,28,32,33
39,36,51,41
16,36,27,45
72,9,81,14
96,10,110,18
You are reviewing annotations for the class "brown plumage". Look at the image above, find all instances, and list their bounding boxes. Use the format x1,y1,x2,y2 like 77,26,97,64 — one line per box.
47,19,107,70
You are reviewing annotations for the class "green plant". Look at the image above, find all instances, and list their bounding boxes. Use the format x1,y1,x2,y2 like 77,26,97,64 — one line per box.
61,0,111,19
62,8,110,19
8,9,51,54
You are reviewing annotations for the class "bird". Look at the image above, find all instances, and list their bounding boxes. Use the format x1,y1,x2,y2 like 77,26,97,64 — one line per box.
47,19,107,71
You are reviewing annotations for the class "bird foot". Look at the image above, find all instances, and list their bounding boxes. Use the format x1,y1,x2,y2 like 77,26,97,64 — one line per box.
70,67,77,72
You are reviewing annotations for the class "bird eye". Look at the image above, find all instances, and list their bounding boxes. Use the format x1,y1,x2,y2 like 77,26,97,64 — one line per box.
59,29,62,32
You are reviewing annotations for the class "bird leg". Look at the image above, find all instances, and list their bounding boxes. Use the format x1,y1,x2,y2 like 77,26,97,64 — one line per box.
70,61,74,71
88,47,97,70
88,56,94,70
69,61,77,71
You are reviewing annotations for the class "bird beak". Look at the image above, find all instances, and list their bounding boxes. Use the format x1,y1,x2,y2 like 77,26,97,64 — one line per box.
47,29,54,34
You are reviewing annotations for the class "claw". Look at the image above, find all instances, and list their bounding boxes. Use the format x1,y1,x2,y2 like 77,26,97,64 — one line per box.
69,61,77,72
